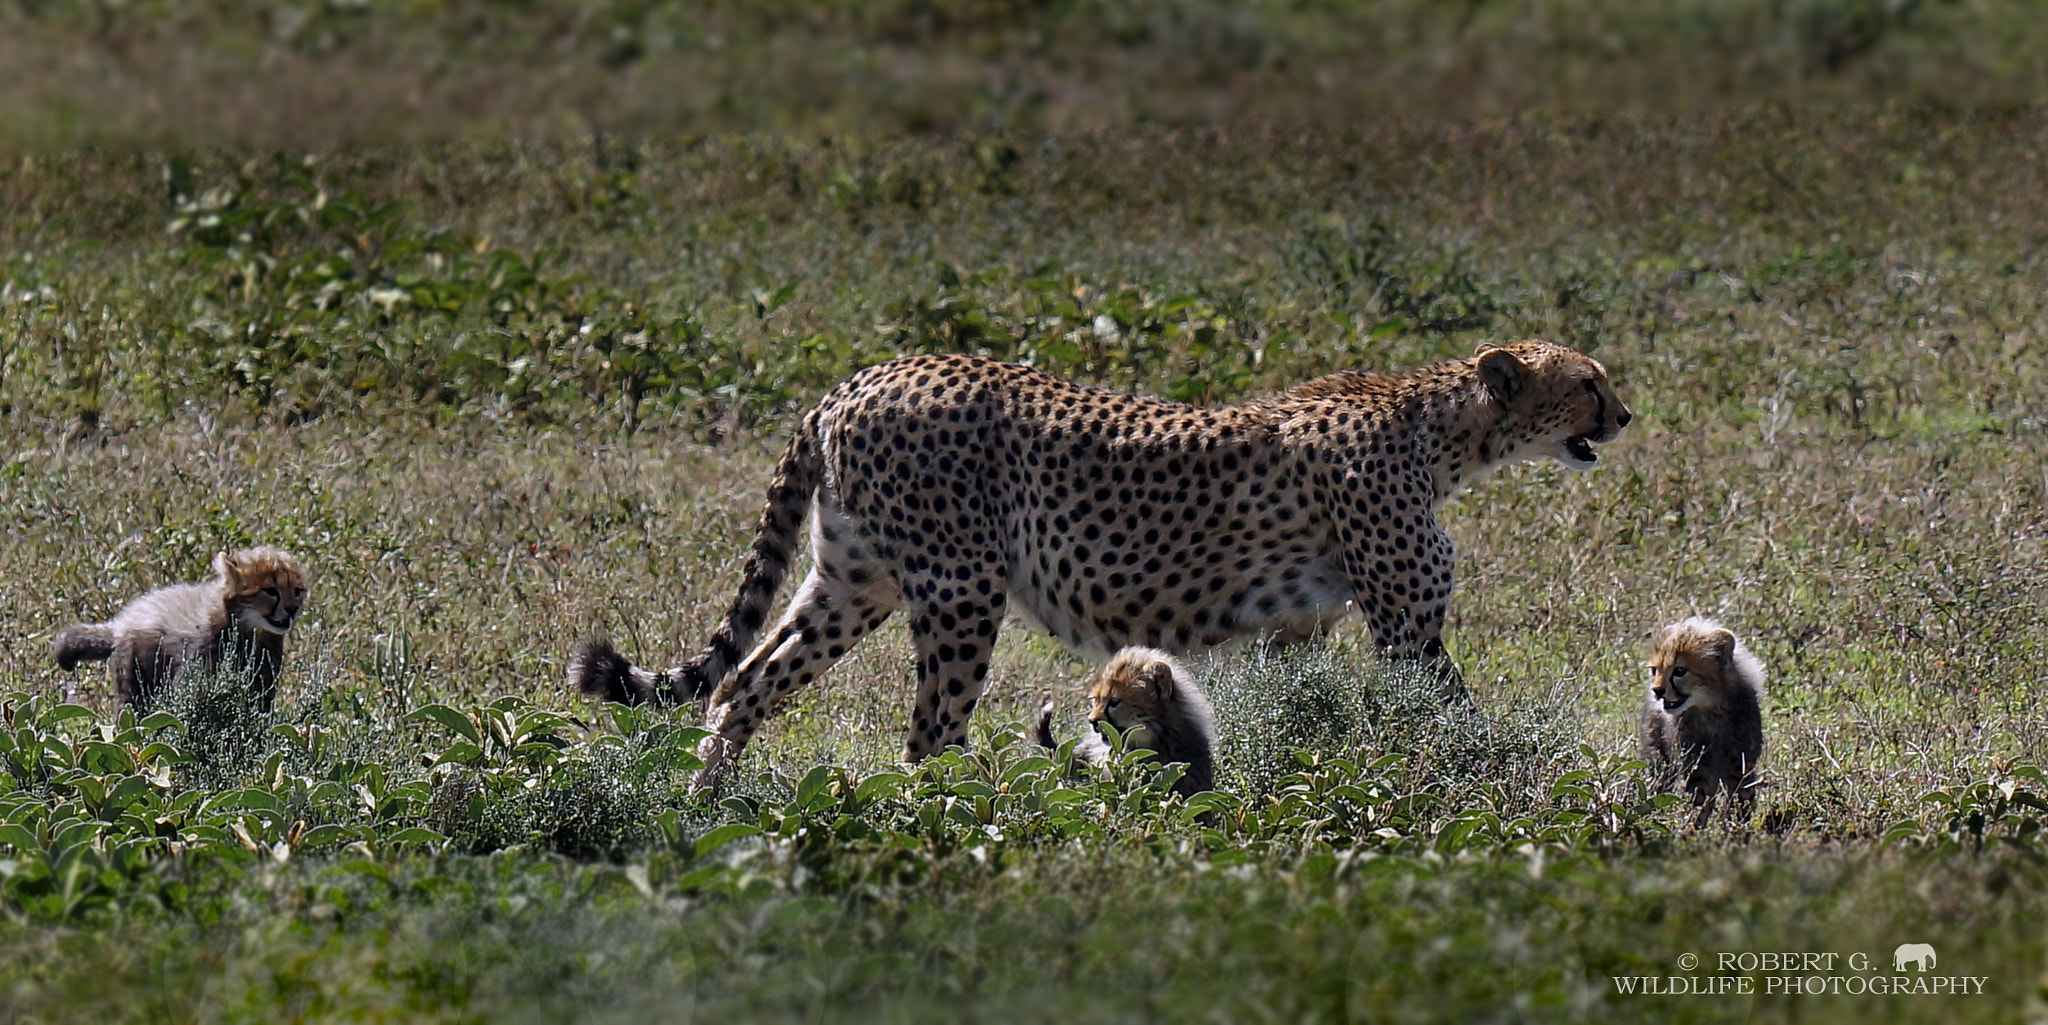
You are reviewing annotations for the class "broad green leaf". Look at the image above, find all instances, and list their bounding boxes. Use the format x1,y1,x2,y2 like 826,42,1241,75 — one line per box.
672,864,728,891
407,704,482,745
793,765,835,810
102,775,156,816
0,824,37,851
137,742,193,765
854,773,910,805
432,741,483,767
77,741,136,775
213,789,285,814
297,824,354,848
38,705,97,728
949,781,996,801
693,823,760,860
1883,820,1925,843
607,703,645,735
137,712,183,733
1001,757,1054,785
383,827,447,846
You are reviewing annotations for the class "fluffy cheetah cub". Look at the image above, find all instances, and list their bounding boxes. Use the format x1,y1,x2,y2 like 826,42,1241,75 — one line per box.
1638,617,1764,825
1056,647,1217,799
53,547,310,714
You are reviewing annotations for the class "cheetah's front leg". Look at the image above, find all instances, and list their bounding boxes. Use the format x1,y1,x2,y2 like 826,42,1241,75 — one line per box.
1342,517,1468,702
902,589,1005,761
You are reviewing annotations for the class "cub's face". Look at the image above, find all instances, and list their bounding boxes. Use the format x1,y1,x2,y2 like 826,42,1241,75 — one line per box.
1648,644,1728,717
217,549,310,636
1087,650,1176,751
1477,341,1632,471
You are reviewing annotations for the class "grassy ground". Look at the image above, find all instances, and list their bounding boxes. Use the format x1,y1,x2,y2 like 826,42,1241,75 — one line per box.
4,0,2047,147
2,110,2047,1021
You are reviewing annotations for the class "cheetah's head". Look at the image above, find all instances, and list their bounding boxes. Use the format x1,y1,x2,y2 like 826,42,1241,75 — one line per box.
1647,616,1765,717
1087,647,1185,752
217,547,311,636
1474,341,1632,471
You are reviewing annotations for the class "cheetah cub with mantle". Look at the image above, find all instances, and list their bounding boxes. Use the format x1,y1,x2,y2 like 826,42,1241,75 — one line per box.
53,547,310,714
1037,647,1217,799
1638,617,1764,825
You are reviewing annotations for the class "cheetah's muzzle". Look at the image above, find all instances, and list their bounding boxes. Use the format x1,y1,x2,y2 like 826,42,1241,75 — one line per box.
1564,434,1599,464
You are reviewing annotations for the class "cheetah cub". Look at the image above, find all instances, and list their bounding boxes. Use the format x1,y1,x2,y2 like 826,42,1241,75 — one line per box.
1044,647,1216,799
53,547,310,714
1638,617,1764,825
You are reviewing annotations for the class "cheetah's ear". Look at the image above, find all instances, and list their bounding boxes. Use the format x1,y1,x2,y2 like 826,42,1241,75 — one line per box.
212,551,239,586
1147,660,1177,701
1477,347,1528,404
1703,629,1737,667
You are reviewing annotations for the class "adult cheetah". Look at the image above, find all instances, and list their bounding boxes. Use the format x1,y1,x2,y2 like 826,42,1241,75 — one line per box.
570,340,1631,782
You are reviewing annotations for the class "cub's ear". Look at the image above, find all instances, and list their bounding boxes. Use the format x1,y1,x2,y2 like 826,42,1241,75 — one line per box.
1477,347,1528,404
1147,660,1177,700
1704,629,1737,667
212,551,239,586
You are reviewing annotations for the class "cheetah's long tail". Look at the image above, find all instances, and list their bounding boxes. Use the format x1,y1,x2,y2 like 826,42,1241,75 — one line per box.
566,636,666,706
53,624,115,670
567,408,825,707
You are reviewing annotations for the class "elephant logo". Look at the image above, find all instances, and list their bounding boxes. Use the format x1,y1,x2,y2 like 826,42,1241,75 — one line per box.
1892,943,1937,972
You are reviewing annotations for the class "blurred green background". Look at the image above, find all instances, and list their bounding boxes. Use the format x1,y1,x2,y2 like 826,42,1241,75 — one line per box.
3,0,2046,148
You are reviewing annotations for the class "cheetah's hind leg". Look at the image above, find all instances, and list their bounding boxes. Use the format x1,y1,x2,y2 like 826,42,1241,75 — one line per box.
693,562,901,789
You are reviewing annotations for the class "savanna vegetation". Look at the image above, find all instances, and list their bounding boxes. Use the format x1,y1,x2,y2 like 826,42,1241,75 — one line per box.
6,0,2048,146
2,16,2048,1018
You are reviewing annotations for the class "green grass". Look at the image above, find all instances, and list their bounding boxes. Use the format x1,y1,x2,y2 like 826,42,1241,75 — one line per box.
4,0,2048,147
3,109,2048,1021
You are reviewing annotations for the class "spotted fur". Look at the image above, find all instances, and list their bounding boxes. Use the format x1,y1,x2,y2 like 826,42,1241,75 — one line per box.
576,340,1629,784
53,547,310,713
1638,616,1765,825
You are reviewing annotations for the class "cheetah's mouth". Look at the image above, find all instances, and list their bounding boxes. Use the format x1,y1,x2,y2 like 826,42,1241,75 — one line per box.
1560,433,1601,468
1661,691,1691,713
243,608,296,634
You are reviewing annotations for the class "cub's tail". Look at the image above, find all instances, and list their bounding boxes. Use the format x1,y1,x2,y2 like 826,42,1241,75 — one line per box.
569,407,825,707
1032,690,1058,750
53,624,116,670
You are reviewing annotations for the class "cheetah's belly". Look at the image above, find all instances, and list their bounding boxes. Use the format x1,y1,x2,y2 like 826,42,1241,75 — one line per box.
1004,542,1355,662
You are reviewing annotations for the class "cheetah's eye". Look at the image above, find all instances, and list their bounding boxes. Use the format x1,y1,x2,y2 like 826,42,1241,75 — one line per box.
263,587,279,598
1107,699,1121,711
1670,666,1688,679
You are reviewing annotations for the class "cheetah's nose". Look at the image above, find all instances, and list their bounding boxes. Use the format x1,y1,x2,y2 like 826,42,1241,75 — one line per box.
1616,409,1632,428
